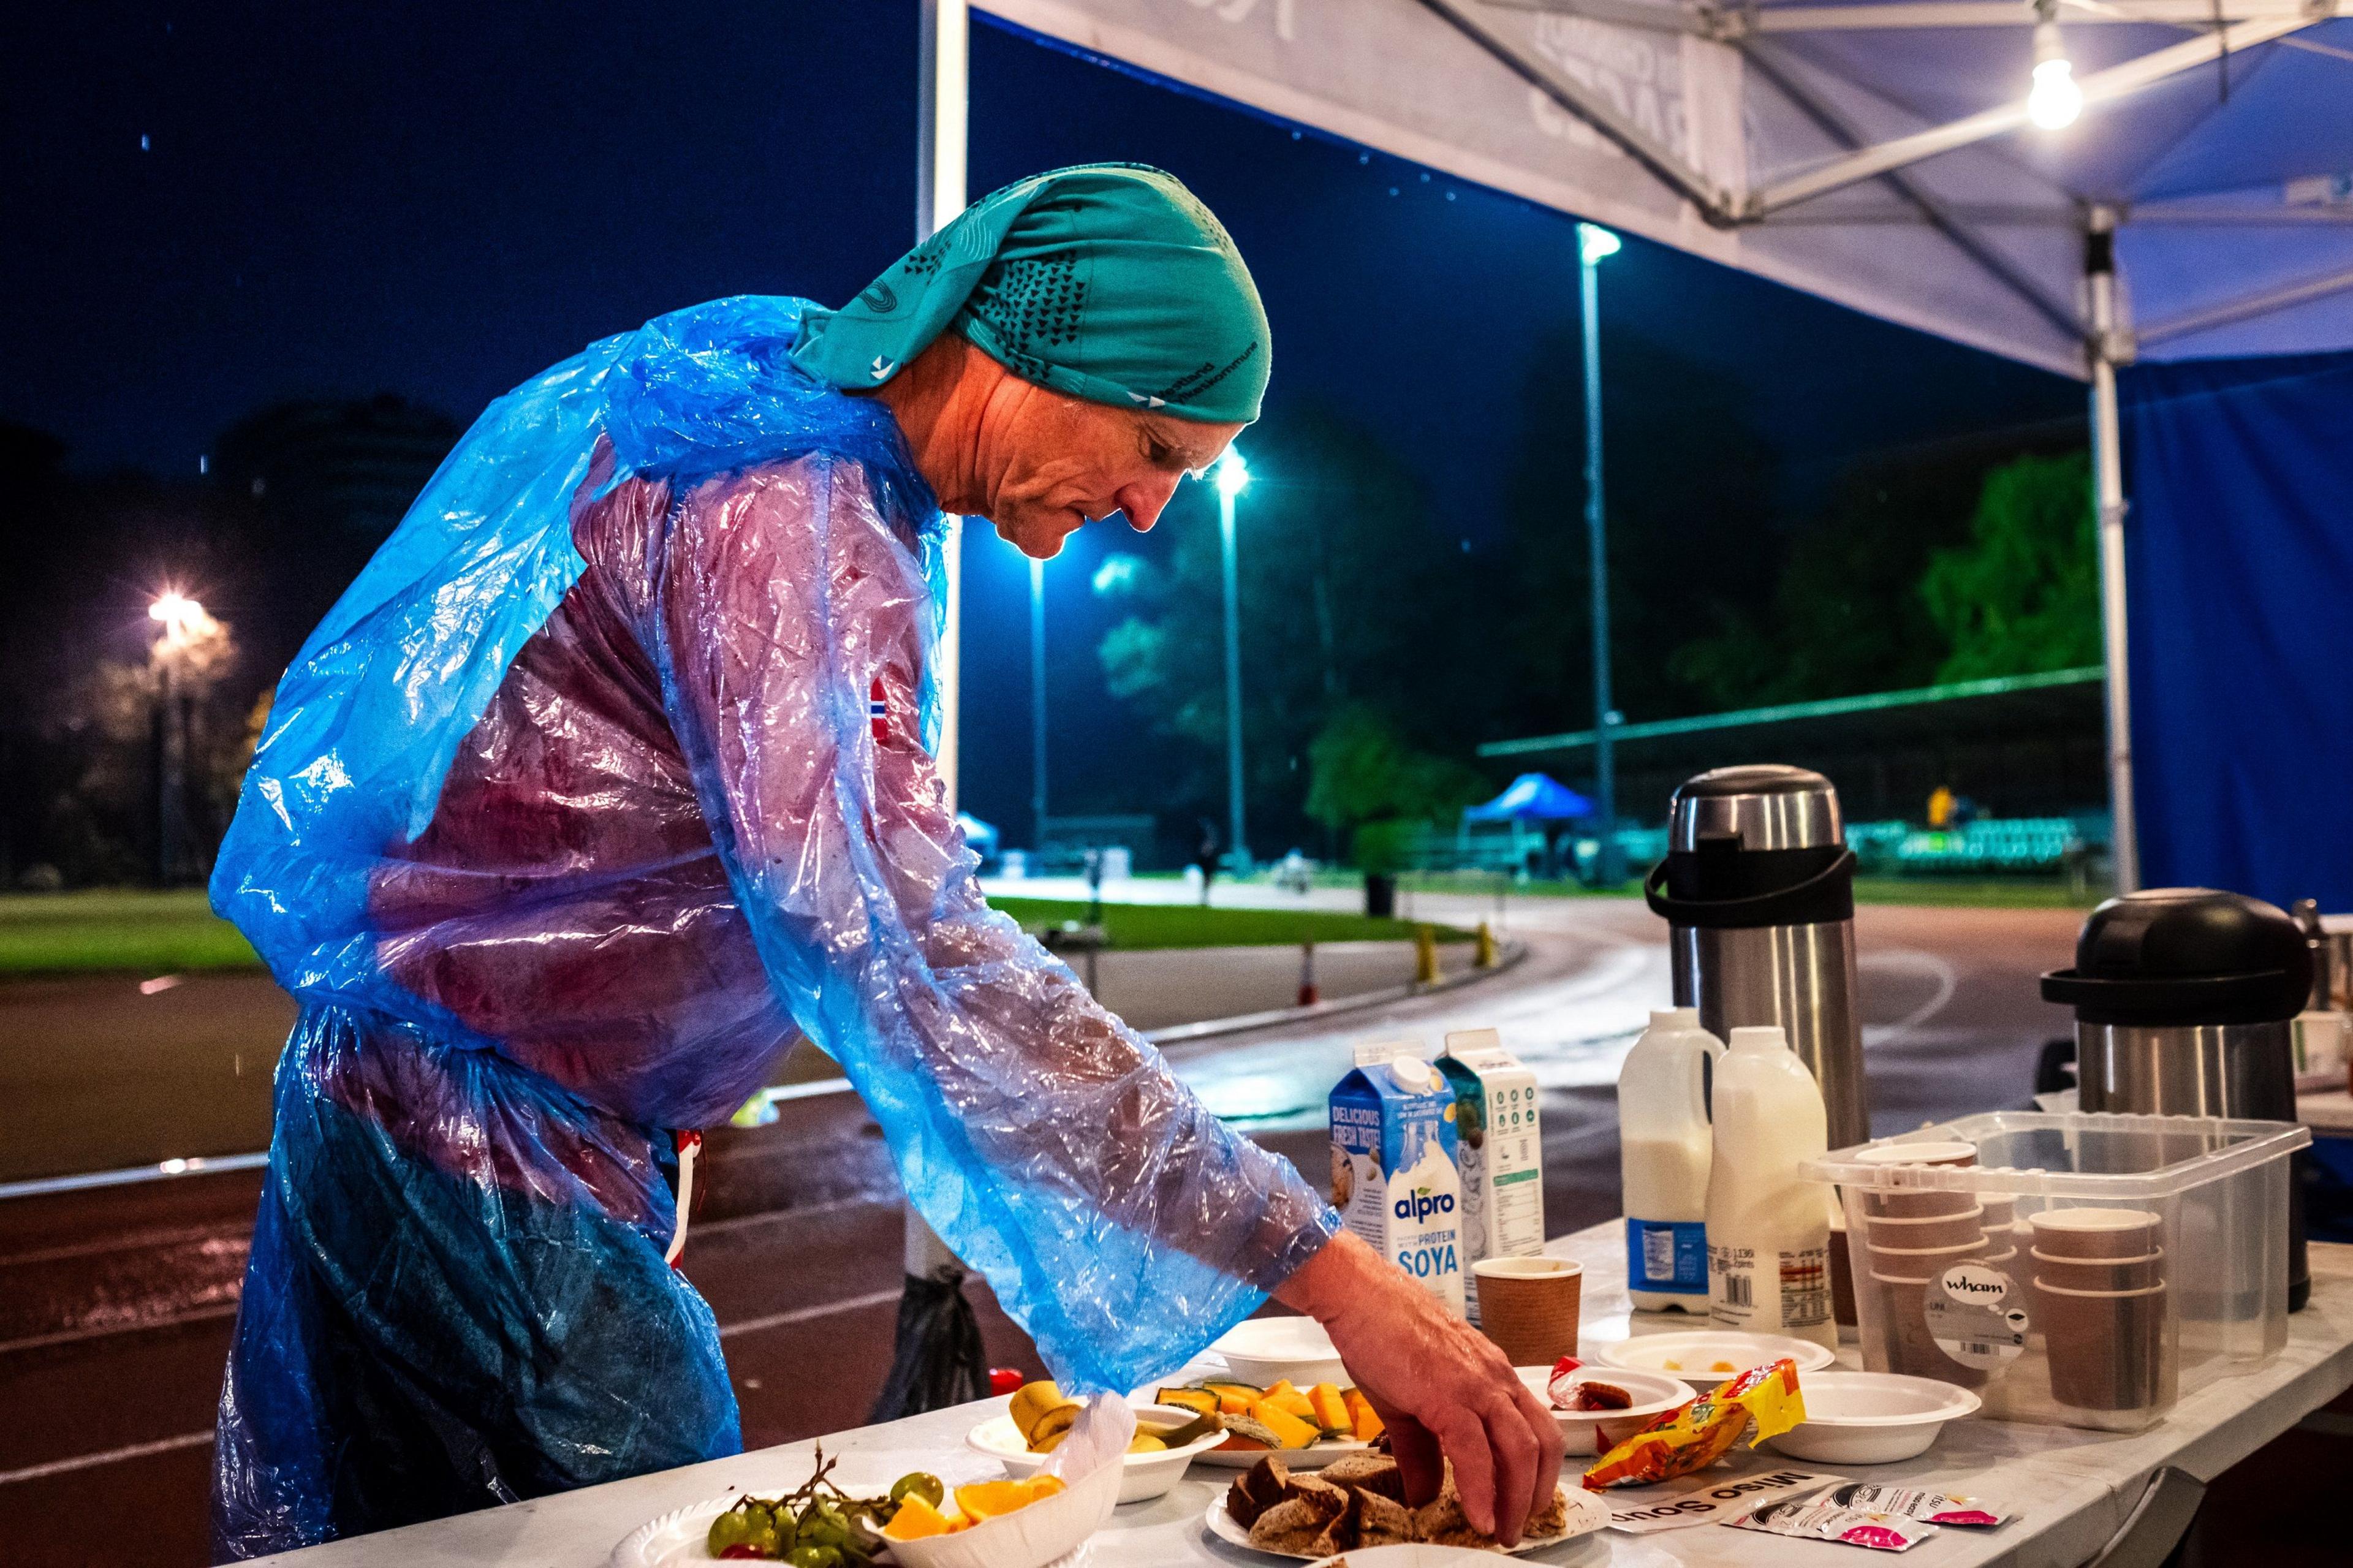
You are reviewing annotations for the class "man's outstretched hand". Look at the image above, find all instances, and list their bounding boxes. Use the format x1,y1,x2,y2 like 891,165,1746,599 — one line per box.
1273,1232,1564,1546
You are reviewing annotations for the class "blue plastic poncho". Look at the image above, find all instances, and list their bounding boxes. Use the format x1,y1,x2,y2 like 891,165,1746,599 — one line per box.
208,293,1336,1558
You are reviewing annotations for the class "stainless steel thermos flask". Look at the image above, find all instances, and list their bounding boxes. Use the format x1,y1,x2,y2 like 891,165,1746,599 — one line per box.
1644,765,1871,1150
2042,888,2312,1312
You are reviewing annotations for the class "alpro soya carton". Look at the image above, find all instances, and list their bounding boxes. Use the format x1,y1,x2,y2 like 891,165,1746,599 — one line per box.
1437,1028,1545,1322
1330,1040,1466,1313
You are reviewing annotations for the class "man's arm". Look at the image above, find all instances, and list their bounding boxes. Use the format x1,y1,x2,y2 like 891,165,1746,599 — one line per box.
649,452,1335,1392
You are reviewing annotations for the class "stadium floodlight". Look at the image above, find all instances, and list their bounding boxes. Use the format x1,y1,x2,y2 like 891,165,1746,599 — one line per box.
1214,447,1249,499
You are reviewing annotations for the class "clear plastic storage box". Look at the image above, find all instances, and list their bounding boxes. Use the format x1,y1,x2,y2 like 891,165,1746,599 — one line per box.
1805,1112,2308,1432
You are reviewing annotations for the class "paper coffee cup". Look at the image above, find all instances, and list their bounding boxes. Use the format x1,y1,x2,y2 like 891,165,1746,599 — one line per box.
2027,1207,2161,1260
2032,1246,2164,1293
1863,1206,1987,1251
1473,1256,1582,1367
2040,1279,2169,1412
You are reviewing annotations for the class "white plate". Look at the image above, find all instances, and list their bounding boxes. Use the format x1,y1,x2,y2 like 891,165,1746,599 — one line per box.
1763,1371,1982,1464
967,1406,1228,1503
1306,1545,1601,1568
1211,1317,1349,1386
607,1458,1104,1568
1204,1487,1609,1560
1190,1435,1373,1470
1596,1331,1838,1389
1127,1385,1370,1469
1514,1366,1694,1456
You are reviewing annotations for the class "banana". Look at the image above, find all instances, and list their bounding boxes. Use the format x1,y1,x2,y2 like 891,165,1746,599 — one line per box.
1009,1380,1083,1452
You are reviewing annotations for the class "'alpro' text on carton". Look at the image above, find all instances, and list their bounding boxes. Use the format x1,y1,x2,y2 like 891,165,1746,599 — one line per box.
1330,1043,1465,1314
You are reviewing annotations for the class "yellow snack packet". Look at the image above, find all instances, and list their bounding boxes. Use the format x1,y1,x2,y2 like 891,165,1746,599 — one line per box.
1582,1359,1808,1490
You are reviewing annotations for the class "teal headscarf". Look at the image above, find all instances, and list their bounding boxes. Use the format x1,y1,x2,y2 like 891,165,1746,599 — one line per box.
790,164,1270,425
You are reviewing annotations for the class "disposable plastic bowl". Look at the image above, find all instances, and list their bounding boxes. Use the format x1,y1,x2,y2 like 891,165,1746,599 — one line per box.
885,1449,1120,1568
1596,1331,1837,1389
1515,1365,1692,1455
966,1406,1226,1504
1210,1316,1347,1387
1763,1372,1982,1464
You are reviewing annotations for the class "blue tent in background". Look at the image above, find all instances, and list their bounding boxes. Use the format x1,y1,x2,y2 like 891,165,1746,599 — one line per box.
1464,773,1593,824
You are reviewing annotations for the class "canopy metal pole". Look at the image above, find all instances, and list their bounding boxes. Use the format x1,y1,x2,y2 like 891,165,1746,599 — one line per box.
879,0,990,1432
918,0,969,813
2088,208,2140,893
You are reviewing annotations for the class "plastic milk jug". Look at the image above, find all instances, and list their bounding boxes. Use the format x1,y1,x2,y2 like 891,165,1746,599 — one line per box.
1436,1028,1544,1324
1704,1025,1836,1349
1618,1008,1723,1312
1331,1043,1466,1314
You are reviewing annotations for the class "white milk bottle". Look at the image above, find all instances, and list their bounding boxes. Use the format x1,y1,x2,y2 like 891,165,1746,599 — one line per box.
1705,1025,1836,1349
1619,1007,1722,1312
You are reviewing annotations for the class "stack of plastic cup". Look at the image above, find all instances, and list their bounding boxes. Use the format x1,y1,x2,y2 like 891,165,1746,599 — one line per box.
1852,1142,1993,1385
2026,1206,2175,1425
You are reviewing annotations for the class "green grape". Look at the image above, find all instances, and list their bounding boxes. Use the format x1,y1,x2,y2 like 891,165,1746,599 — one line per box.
889,1471,945,1509
799,1504,849,1548
705,1509,751,1555
786,1547,841,1568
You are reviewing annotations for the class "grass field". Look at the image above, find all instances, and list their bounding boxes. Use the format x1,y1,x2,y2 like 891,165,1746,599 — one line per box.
990,897,1470,950
0,888,1471,976
1371,869,2101,910
0,890,261,975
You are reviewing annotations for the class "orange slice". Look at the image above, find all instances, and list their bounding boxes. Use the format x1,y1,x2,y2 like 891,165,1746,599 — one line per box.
953,1480,1038,1522
1025,1475,1067,1501
883,1494,953,1541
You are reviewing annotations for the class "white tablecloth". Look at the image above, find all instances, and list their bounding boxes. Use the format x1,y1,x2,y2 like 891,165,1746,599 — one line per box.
249,1225,2353,1568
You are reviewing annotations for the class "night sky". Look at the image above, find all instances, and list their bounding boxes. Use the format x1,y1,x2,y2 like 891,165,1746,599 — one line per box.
5,2,2083,844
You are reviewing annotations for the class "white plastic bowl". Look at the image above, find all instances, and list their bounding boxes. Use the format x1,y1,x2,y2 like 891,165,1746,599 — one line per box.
1596,1331,1838,1390
1514,1366,1694,1456
1210,1316,1347,1387
1762,1371,1982,1464
966,1406,1226,1504
885,1446,1121,1568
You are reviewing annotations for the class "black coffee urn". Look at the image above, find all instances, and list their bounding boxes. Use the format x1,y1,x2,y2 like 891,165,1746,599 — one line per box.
2041,888,2312,1311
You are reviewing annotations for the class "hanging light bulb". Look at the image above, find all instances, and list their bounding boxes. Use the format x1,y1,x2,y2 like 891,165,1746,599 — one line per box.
2029,9,2083,130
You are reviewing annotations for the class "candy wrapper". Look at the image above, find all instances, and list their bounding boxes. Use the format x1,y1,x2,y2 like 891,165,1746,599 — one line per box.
1820,1483,2013,1528
1727,1493,1938,1552
1583,1360,1805,1490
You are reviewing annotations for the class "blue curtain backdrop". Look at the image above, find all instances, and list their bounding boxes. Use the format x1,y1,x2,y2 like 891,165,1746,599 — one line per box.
2122,349,2353,911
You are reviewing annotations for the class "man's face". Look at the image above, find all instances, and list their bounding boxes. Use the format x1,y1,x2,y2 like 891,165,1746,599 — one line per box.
979,379,1244,560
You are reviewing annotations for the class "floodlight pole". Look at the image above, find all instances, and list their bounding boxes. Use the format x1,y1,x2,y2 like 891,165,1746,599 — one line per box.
1029,556,1048,854
2086,209,2140,893
892,0,974,1387
917,0,969,814
1578,223,1624,887
1220,475,1251,876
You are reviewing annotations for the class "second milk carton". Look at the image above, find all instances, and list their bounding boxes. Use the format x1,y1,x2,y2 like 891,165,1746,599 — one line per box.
1330,1040,1466,1314
1437,1028,1545,1321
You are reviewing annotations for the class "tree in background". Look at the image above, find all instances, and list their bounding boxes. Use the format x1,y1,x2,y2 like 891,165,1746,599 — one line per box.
1920,452,2098,681
1303,703,1487,866
1097,404,1486,857
1668,436,2077,709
